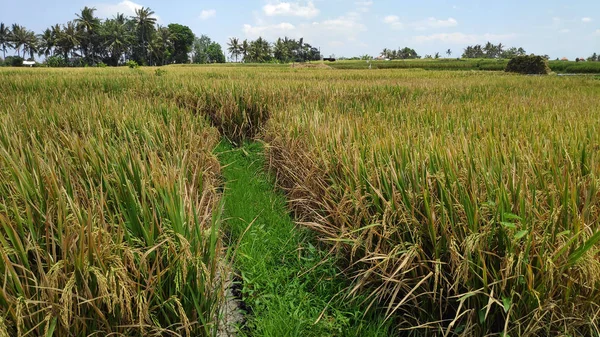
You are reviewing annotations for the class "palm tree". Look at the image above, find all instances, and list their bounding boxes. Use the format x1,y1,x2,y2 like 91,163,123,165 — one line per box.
381,48,389,58
227,37,240,62
22,30,38,59
102,14,131,65
0,23,11,59
134,7,157,64
38,28,55,58
10,24,29,58
273,38,289,63
75,7,100,62
446,49,452,58
150,25,173,65
56,21,81,59
240,39,249,62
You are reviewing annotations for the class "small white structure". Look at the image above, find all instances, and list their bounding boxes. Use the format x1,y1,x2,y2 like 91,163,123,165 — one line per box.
23,61,35,67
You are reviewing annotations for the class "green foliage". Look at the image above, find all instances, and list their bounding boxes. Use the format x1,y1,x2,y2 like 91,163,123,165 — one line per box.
216,141,394,336
505,55,551,74
45,55,67,67
126,60,139,68
96,61,107,67
192,35,225,64
155,68,166,76
463,42,526,59
3,56,23,67
168,23,195,64
380,46,420,59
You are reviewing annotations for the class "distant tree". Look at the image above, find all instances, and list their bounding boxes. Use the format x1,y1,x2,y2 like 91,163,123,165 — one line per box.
588,53,598,62
101,14,132,66
151,25,173,65
22,30,38,59
446,49,452,57
37,28,55,58
434,52,440,59
227,37,241,62
0,23,11,59
247,37,271,63
240,39,249,62
133,7,157,64
74,7,100,63
273,37,289,63
206,42,225,63
192,35,212,64
56,21,81,59
167,24,194,64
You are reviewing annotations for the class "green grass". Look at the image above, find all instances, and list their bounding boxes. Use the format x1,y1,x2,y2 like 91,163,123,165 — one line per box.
216,140,392,337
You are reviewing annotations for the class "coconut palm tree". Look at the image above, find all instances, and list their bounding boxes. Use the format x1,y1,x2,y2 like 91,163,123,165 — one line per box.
10,24,29,58
150,25,173,65
75,6,100,62
102,15,131,65
134,7,157,64
273,38,289,63
446,49,452,58
240,39,249,62
22,30,38,59
56,21,81,59
0,23,11,59
38,28,55,58
227,37,240,62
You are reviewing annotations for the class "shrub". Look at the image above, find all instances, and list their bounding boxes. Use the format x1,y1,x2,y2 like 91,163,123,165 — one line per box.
505,55,550,74
46,55,67,68
4,56,24,67
155,68,167,76
126,60,139,69
96,62,107,68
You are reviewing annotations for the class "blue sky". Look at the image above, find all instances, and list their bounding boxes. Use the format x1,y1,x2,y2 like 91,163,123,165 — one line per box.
1,0,599,59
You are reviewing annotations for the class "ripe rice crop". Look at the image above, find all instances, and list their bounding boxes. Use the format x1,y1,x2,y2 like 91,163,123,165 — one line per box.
1,66,599,336
0,68,224,336
262,70,600,335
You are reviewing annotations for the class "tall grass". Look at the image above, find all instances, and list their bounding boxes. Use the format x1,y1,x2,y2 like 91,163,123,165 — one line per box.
0,68,224,336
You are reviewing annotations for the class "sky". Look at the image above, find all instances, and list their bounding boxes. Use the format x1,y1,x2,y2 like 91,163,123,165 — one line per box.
1,0,599,60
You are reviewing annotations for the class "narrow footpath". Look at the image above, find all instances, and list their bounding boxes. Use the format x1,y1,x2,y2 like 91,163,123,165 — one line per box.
215,140,392,337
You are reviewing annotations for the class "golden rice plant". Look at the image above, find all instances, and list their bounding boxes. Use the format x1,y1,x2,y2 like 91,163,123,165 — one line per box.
263,70,600,336
0,68,225,336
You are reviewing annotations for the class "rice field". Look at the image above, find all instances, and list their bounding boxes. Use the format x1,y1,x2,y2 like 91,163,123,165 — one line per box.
1,66,599,336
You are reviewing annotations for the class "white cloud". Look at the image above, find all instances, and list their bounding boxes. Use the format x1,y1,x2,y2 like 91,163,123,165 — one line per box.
383,15,403,30
582,17,592,23
413,32,517,44
95,0,159,20
263,1,320,19
242,22,296,40
383,16,458,31
413,17,458,30
199,9,216,20
242,13,366,51
355,1,373,12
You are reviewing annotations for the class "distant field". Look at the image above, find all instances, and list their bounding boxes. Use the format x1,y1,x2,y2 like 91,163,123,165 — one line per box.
328,58,600,73
1,66,599,336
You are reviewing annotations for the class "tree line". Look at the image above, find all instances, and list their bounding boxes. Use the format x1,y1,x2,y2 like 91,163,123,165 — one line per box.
462,42,528,59
226,37,321,63
0,7,210,66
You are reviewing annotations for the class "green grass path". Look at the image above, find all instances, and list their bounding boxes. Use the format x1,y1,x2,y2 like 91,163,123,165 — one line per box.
215,141,392,337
